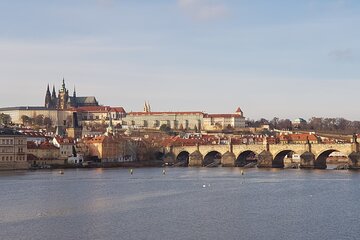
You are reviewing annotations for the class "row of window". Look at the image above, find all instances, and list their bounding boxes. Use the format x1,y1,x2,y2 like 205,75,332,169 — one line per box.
0,139,25,145
1,156,26,161
0,147,24,153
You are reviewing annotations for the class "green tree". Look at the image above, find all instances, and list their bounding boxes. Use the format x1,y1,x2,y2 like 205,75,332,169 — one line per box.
34,115,44,126
21,115,32,125
0,113,11,125
44,117,52,128
160,124,171,133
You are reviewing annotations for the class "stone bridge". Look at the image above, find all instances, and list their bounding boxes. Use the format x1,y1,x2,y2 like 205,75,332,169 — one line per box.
164,141,360,169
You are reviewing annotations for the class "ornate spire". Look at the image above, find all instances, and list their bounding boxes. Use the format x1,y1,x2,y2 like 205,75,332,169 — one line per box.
147,101,151,112
45,84,51,108
144,101,148,112
61,78,66,91
52,85,56,98
73,85,76,97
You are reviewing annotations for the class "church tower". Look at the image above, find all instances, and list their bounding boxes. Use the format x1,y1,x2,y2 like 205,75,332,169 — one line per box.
45,84,52,108
58,78,69,109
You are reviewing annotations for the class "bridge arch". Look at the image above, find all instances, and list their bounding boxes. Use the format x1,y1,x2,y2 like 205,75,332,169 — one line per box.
315,149,346,169
236,150,257,167
273,150,296,168
176,151,190,166
203,151,222,167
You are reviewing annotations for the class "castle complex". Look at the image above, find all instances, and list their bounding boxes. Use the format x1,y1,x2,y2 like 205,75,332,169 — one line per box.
0,79,246,134
45,79,99,109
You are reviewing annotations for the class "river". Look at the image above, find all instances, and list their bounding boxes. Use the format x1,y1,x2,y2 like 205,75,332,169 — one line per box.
0,167,359,240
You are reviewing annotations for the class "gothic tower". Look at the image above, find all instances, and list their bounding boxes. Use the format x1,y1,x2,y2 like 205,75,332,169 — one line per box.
51,85,57,108
45,84,52,108
58,78,69,109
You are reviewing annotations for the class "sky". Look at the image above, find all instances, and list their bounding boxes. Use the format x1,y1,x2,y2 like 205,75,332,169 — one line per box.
0,0,359,120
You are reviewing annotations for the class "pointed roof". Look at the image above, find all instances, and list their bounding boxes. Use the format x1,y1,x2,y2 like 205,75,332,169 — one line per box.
236,107,242,113
52,85,56,97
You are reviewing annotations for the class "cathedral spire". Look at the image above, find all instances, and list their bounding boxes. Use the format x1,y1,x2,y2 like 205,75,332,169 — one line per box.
45,84,51,108
61,78,66,92
52,85,56,98
73,85,76,97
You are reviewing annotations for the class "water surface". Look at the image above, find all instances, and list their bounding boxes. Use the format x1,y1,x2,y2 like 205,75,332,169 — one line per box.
0,168,359,240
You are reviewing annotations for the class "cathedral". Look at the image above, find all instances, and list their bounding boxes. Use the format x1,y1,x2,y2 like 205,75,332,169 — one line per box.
45,79,99,109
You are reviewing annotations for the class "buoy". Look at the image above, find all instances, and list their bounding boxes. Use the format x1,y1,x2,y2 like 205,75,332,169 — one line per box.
202,184,206,188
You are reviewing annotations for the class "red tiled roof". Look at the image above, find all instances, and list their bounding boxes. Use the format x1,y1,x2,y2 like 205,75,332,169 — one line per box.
279,133,318,142
129,111,204,116
204,114,241,118
74,106,126,113
27,141,59,150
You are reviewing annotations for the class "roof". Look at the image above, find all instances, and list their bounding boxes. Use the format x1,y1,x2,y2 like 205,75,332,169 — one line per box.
204,114,242,118
236,107,243,113
54,136,75,145
70,96,98,105
128,111,204,116
0,128,24,136
27,141,59,150
74,106,126,113
279,133,318,142
0,106,50,111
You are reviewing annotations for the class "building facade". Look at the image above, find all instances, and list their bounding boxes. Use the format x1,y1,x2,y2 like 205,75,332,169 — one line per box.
0,128,28,170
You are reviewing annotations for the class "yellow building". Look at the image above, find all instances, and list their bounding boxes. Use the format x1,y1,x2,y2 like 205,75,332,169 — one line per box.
27,141,64,166
0,128,28,170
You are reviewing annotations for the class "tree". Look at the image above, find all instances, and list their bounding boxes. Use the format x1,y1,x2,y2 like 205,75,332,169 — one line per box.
0,113,11,125
34,115,44,126
44,117,52,128
160,124,171,132
21,115,32,125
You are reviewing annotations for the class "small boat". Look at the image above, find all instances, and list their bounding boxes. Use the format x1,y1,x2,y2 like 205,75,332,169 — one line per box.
59,170,64,175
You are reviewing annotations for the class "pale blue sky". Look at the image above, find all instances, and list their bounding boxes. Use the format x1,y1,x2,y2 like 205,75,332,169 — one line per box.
0,0,359,120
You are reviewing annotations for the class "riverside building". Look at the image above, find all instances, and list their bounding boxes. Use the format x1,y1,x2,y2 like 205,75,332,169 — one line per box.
0,128,28,170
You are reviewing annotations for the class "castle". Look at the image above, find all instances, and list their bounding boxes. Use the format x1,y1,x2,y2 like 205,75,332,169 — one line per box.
45,79,99,109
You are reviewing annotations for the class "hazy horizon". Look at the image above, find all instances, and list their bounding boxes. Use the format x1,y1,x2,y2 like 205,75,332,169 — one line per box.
1,0,359,121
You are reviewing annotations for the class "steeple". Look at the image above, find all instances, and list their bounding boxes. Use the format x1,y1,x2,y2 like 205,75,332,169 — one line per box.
61,78,66,92
73,85,76,98
144,101,148,112
147,101,151,112
51,85,56,99
105,112,114,136
45,84,52,108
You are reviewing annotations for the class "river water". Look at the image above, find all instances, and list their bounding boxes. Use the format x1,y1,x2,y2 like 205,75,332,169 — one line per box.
0,167,359,240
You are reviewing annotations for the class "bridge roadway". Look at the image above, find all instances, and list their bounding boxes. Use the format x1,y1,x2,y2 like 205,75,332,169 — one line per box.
164,141,360,169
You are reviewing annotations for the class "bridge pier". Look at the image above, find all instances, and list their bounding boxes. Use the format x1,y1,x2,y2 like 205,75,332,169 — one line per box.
222,151,236,167
300,152,316,169
348,152,360,169
163,152,175,164
257,150,273,168
189,151,203,167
